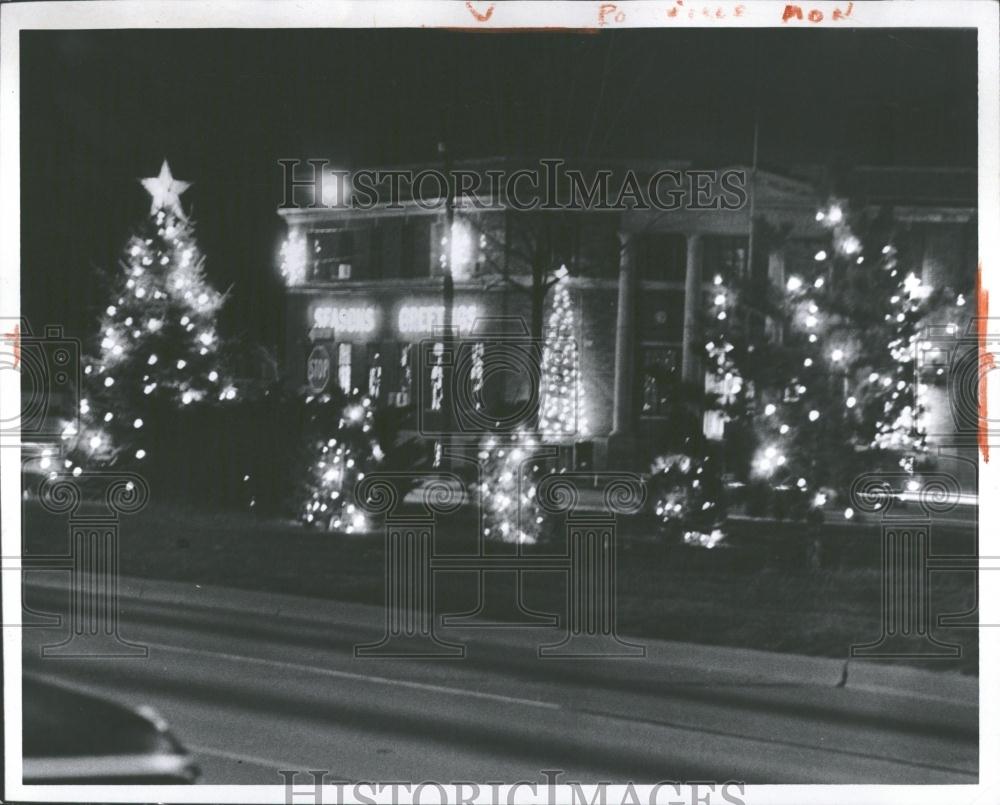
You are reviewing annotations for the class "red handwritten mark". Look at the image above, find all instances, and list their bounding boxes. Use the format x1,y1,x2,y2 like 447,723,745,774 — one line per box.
465,1,494,22
668,1,745,19
3,324,19,369
782,1,852,22
978,263,993,462
832,2,854,19
598,3,626,25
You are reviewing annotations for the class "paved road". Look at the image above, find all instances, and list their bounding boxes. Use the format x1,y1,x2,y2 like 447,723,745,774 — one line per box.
20,576,977,785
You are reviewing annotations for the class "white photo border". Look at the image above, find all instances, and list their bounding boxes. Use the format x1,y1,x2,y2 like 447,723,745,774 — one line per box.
1,1,997,803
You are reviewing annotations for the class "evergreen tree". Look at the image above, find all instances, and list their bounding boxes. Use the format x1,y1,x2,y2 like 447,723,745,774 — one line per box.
298,391,384,532
538,266,588,440
704,200,968,518
476,430,545,545
62,161,234,472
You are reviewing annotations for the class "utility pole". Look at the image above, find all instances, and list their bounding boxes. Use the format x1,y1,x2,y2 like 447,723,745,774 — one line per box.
438,141,456,467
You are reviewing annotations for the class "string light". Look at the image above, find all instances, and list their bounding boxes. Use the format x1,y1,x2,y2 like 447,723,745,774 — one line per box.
299,394,384,532
65,162,232,472
539,267,588,440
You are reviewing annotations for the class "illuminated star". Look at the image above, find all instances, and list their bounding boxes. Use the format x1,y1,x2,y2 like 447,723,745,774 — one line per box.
140,160,191,219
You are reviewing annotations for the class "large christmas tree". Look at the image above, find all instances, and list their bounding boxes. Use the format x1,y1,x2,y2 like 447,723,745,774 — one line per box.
700,199,966,519
538,266,588,441
62,161,234,472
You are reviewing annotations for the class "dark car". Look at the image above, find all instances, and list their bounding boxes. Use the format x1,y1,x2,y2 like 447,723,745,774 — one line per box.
23,675,200,784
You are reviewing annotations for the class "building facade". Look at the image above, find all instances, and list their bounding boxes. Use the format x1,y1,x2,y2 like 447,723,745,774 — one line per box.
277,159,976,474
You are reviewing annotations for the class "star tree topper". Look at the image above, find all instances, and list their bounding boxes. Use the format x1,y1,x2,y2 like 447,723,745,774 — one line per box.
140,160,191,219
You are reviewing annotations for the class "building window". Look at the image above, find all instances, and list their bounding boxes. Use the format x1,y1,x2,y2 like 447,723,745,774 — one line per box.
704,236,748,280
367,345,382,400
640,347,679,417
401,218,431,278
308,229,356,282
433,219,485,280
429,342,444,411
337,342,352,394
470,342,485,404
397,343,413,406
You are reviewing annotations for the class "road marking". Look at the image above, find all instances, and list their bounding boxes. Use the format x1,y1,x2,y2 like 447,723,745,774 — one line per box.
144,641,562,711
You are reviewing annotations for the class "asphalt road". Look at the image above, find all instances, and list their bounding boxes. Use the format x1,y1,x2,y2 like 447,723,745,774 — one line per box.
20,576,977,786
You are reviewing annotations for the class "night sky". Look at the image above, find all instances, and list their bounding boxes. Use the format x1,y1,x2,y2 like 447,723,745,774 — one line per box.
20,27,977,350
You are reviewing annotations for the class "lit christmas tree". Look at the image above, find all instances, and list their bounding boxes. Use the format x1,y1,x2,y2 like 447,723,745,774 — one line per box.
476,430,545,544
476,267,583,544
61,161,235,472
700,199,967,520
538,265,588,440
651,452,726,548
298,391,384,532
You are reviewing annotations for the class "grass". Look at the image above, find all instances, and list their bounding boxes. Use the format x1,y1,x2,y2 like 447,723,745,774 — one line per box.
21,500,978,674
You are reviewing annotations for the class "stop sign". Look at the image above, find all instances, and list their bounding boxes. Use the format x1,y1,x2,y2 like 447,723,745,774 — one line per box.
306,345,330,393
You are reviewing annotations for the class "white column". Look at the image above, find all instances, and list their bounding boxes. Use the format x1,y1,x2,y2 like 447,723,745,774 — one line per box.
682,234,703,385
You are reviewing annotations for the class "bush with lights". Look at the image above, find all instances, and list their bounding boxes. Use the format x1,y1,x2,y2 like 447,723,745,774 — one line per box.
705,201,968,521
297,390,385,533
61,161,236,474
475,430,549,545
650,449,727,549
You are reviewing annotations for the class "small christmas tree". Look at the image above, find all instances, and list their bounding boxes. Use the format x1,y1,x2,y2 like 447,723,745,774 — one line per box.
651,452,726,548
538,266,588,441
62,161,234,472
299,391,384,533
476,430,545,544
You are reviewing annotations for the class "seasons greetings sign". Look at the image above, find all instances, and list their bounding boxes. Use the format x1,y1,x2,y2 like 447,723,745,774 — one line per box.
309,300,481,341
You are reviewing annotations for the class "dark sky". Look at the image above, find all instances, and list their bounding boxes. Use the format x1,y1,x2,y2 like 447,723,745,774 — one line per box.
20,27,977,348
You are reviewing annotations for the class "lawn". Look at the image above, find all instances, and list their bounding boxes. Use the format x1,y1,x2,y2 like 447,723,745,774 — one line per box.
20,499,978,674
